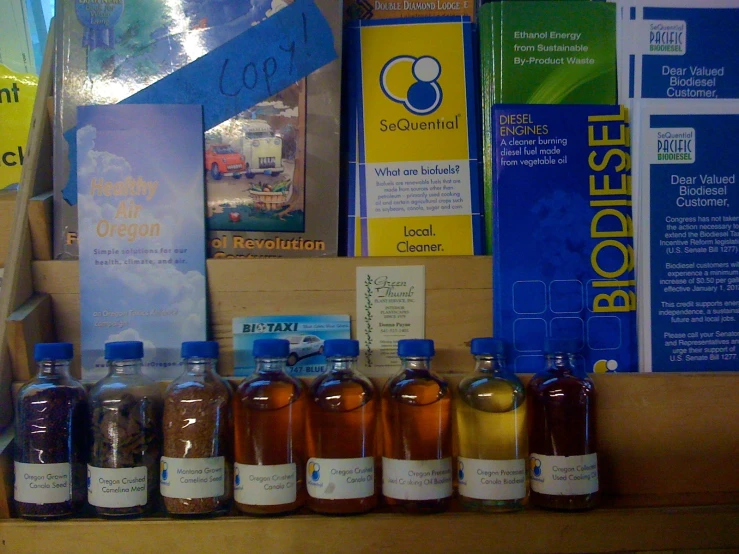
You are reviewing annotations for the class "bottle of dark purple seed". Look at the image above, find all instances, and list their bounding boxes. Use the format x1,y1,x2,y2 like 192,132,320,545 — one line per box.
14,342,88,519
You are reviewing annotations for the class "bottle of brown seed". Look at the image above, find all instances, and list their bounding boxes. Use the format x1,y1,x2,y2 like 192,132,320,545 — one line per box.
161,341,232,516
88,341,161,518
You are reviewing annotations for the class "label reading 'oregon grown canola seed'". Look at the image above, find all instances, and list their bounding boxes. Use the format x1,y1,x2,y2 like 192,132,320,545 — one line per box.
14,462,71,504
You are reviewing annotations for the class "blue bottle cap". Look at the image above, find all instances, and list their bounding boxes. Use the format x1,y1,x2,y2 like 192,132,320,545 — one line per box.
34,342,74,361
470,338,505,357
324,339,359,358
543,338,579,355
181,341,219,359
397,339,435,358
253,339,290,359
104,341,144,360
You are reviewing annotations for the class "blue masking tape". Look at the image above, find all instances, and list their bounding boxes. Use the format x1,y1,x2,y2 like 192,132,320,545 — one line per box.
64,0,337,205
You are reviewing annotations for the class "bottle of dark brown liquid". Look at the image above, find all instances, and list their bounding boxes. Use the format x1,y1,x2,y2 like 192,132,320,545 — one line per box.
382,339,452,513
527,339,599,511
306,339,377,514
233,339,306,515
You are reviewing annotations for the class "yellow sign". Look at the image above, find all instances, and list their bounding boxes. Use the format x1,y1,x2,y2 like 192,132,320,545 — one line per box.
0,63,37,189
360,22,470,164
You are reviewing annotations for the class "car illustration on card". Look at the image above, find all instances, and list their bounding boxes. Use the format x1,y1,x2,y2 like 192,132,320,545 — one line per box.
286,334,324,366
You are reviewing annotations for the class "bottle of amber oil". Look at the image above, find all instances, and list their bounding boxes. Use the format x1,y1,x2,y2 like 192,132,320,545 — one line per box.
382,339,452,513
233,339,306,515
306,339,377,514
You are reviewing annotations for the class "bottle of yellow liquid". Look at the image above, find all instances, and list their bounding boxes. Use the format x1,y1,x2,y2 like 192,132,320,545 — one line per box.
455,338,527,511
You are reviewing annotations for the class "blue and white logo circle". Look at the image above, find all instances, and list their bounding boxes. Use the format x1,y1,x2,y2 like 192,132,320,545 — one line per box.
380,55,443,115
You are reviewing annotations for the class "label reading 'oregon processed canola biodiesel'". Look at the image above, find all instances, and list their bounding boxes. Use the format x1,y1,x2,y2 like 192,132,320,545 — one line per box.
457,457,526,501
234,462,297,505
14,462,71,504
87,465,147,508
306,457,375,500
382,457,453,500
352,17,482,256
160,456,225,499
529,453,598,496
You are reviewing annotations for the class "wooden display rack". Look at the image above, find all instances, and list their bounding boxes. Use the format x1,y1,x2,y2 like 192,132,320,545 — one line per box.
0,24,736,554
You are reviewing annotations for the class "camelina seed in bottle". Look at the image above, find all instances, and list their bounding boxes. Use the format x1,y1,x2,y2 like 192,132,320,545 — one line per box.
161,341,232,516
527,339,599,510
233,338,306,515
306,339,377,514
14,343,87,519
88,341,161,517
382,339,452,513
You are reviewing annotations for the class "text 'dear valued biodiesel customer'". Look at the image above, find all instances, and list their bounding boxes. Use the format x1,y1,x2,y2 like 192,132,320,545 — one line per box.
306,339,377,514
14,343,88,519
527,339,599,511
382,339,453,513
455,338,527,512
233,339,306,515
88,341,161,518
161,341,232,516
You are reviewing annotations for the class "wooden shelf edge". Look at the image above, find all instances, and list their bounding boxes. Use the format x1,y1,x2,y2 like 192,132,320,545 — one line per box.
0,504,737,554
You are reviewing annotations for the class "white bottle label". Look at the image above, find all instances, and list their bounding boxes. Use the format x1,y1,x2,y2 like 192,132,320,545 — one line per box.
382,457,453,501
457,457,526,501
87,465,148,508
234,462,296,506
160,456,225,499
14,462,71,504
306,457,374,500
529,453,599,496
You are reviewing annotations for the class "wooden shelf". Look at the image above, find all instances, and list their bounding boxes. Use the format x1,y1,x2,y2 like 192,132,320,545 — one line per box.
0,504,737,554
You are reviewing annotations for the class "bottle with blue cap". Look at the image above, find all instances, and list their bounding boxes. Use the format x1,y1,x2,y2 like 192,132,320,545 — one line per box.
161,341,232,517
88,341,161,518
381,339,452,513
527,338,599,511
14,342,87,519
306,339,377,514
233,338,306,515
455,338,527,512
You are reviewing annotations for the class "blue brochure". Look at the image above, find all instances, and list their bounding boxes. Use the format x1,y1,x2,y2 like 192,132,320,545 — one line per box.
627,3,739,100
636,100,739,372
77,104,208,382
493,104,636,373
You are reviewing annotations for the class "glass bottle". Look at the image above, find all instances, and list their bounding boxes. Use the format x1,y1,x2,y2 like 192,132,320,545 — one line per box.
161,341,232,517
306,339,377,515
381,339,452,513
14,342,87,519
456,338,527,511
233,338,306,515
527,339,599,511
88,341,161,518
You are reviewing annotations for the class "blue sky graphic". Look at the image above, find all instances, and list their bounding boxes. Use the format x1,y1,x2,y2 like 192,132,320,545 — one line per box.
77,105,207,382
